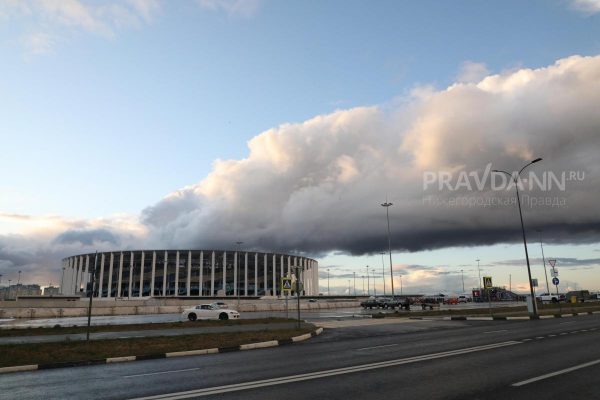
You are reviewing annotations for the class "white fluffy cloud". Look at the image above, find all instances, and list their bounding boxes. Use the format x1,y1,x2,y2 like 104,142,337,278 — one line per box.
570,0,600,14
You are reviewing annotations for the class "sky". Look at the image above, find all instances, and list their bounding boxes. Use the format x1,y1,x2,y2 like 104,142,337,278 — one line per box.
1,0,600,295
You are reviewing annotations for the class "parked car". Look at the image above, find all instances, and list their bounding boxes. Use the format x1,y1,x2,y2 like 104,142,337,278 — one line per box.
182,304,239,321
457,295,469,303
360,298,381,309
536,293,565,303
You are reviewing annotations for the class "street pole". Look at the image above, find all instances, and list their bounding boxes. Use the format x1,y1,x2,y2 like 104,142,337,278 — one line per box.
353,272,356,296
295,266,301,329
461,269,465,292
372,269,377,296
362,275,365,295
493,157,542,318
17,270,21,299
380,252,386,296
348,280,351,295
327,269,330,296
538,230,550,294
86,251,98,341
381,201,395,297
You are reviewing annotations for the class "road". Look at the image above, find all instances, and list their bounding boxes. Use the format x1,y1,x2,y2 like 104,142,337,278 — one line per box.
1,314,598,399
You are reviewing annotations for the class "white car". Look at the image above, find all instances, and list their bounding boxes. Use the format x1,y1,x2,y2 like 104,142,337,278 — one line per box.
182,304,240,321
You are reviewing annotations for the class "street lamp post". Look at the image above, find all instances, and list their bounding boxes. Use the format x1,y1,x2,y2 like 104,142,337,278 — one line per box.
353,272,356,296
399,274,403,295
327,269,330,296
362,275,365,295
348,280,351,295
537,230,550,294
461,269,465,292
381,201,395,297
493,157,543,318
372,269,377,296
380,252,386,296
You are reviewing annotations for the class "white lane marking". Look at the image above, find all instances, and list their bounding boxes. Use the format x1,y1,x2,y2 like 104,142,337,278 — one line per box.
512,358,600,387
559,332,568,335
522,338,532,341
535,337,544,340
548,334,556,337
560,321,576,324
127,341,522,400
483,330,508,334
124,368,201,378
356,344,399,351
570,331,579,334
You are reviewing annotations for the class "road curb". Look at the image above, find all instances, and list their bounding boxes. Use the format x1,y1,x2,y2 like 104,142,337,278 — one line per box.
437,312,599,322
0,327,324,375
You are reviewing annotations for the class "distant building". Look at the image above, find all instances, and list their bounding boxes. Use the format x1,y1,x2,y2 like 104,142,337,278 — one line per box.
43,286,61,296
0,284,41,300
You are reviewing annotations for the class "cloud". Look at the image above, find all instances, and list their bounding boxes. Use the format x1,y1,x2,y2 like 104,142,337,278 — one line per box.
456,61,490,84
1,0,161,53
142,54,600,256
197,0,262,18
570,0,600,14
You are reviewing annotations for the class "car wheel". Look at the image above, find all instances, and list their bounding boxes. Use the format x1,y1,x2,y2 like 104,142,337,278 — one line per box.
188,313,197,321
219,312,229,321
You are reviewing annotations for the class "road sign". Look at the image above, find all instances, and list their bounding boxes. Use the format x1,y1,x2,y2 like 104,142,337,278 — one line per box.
552,277,560,285
532,278,538,287
282,277,292,295
548,259,557,267
483,276,492,289
551,269,558,277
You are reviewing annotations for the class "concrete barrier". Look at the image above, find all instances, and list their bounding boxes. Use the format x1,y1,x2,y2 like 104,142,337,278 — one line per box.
0,298,360,319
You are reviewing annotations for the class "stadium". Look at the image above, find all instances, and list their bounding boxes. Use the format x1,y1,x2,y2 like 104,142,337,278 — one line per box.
61,250,318,298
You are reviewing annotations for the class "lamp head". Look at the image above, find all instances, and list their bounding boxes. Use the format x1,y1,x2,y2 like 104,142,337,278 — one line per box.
531,157,543,164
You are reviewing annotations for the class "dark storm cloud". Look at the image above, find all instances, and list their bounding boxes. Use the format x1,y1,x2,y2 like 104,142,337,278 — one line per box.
139,55,600,256
53,229,120,246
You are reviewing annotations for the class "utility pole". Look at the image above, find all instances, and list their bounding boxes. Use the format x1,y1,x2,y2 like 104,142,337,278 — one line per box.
380,252,386,296
294,266,301,329
86,251,98,341
381,201,395,297
366,266,370,296
537,230,550,294
461,269,465,292
353,272,356,296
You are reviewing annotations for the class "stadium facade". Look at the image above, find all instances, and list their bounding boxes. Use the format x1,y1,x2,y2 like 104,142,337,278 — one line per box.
61,250,318,298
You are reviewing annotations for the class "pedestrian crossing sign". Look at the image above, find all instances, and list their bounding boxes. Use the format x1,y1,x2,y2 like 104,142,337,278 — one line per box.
282,277,292,294
483,276,492,289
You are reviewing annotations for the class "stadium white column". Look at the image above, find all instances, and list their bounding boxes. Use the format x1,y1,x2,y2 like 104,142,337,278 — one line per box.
199,251,204,296
128,252,134,298
244,252,248,296
280,255,284,291
273,254,277,296
233,251,238,296
210,251,215,296
83,255,90,290
97,253,105,298
117,252,124,298
107,253,114,298
254,253,258,296
264,253,268,296
139,251,145,298
186,250,192,296
287,256,291,277
150,251,156,297
65,258,71,295
222,251,227,294
72,257,79,293
162,251,168,296
174,251,180,296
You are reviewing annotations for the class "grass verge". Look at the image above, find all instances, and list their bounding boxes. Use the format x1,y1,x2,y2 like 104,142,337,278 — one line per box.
0,318,298,337
0,326,315,368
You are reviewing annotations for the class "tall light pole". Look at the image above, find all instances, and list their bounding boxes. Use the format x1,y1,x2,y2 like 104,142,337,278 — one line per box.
235,241,243,309
366,265,370,296
381,201,395,297
493,157,543,318
362,275,365,295
353,272,356,296
537,229,550,294
380,252,386,296
348,279,351,295
461,269,465,292
372,269,377,296
399,274,403,295
327,269,330,296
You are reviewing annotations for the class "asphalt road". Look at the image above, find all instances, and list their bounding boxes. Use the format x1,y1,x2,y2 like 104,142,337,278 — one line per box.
2,314,599,399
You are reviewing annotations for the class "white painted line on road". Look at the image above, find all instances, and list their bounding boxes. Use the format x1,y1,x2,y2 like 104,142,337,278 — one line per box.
548,334,556,337
124,368,201,379
512,358,600,387
560,321,576,324
559,332,568,335
535,337,544,340
483,330,508,334
126,341,522,400
522,338,532,341
570,331,579,334
356,344,398,351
